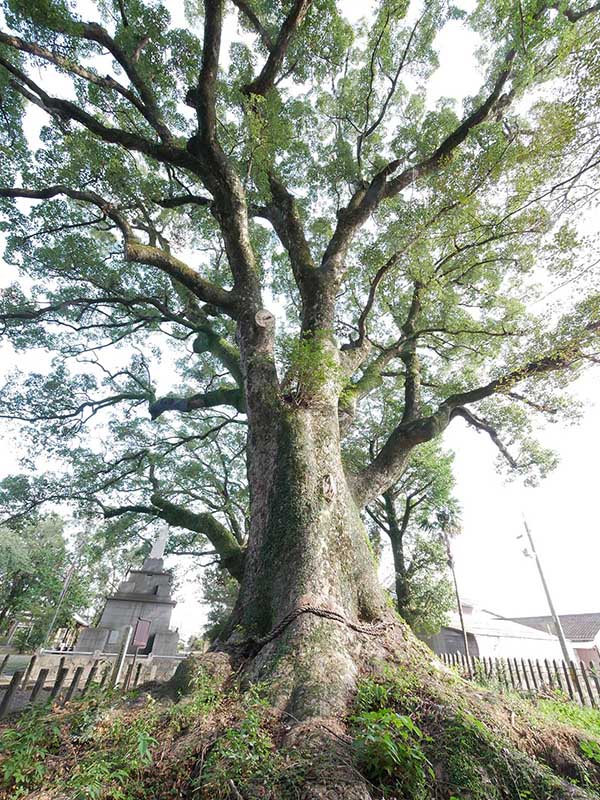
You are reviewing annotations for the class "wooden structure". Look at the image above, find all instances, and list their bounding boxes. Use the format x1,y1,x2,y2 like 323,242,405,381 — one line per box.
441,652,600,708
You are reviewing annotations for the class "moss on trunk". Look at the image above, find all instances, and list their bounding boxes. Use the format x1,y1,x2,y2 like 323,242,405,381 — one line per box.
225,401,388,720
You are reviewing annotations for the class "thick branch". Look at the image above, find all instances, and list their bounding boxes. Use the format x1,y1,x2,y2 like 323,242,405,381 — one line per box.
399,283,423,424
104,497,245,580
452,407,517,467
61,19,172,142
156,194,212,208
0,55,193,169
553,1,600,21
0,31,148,117
232,0,274,50
0,185,236,313
148,386,245,419
254,173,316,301
242,0,312,97
321,47,518,281
351,320,599,505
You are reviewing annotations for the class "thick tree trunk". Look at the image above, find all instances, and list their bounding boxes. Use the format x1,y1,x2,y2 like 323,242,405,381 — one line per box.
224,400,390,720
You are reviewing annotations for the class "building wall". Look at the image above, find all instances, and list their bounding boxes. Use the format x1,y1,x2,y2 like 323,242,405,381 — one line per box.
99,598,174,635
473,633,574,661
574,643,600,666
424,629,480,658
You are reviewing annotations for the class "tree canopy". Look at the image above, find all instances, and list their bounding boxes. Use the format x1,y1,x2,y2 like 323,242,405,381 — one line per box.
0,0,599,601
0,514,106,647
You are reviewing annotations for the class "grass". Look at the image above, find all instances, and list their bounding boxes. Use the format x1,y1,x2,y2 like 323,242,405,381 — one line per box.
348,661,600,800
537,697,600,738
1,658,600,800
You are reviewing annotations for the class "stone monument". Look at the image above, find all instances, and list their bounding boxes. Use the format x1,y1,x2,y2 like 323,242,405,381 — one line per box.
75,527,179,656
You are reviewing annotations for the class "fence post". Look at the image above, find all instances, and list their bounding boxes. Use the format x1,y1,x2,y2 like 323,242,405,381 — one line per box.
570,661,586,706
0,654,9,676
527,659,539,692
49,667,69,702
513,658,523,690
535,660,544,689
543,659,554,689
20,655,37,689
561,661,575,701
83,660,99,695
0,670,24,719
29,668,49,704
123,661,135,691
506,659,516,689
133,662,143,688
579,661,596,709
63,666,84,705
590,662,600,704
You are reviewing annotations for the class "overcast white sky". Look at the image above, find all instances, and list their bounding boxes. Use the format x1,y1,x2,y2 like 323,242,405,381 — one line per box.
0,2,598,641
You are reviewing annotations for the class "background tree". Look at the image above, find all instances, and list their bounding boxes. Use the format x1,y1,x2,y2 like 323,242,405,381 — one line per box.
200,562,240,642
0,514,97,647
364,441,458,636
1,0,600,793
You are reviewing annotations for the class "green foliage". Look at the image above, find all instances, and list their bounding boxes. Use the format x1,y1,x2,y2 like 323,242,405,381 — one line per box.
0,702,59,796
438,709,575,800
168,666,223,733
580,739,600,766
352,707,433,795
281,329,343,404
537,697,600,739
351,669,590,800
0,513,100,647
199,686,308,799
65,700,158,800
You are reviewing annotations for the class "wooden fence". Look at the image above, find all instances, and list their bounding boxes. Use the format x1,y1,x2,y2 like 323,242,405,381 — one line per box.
440,652,600,708
0,654,151,720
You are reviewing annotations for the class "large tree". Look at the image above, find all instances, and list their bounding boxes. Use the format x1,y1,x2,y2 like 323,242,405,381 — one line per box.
1,0,600,794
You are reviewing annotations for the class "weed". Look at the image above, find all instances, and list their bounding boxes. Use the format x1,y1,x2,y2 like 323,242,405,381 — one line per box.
352,707,433,797
169,667,222,733
198,686,307,799
537,697,600,739
0,702,60,797
67,701,158,799
580,739,600,765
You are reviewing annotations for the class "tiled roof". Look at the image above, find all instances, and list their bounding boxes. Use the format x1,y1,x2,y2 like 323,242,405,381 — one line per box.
509,614,600,642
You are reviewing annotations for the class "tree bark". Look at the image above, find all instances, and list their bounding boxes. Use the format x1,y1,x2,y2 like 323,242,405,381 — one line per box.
222,399,390,721
383,490,411,621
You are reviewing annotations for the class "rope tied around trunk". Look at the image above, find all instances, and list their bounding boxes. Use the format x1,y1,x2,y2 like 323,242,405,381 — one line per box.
236,603,395,655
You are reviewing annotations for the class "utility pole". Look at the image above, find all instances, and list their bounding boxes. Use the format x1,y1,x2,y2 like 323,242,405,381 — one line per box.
520,517,572,666
441,527,472,677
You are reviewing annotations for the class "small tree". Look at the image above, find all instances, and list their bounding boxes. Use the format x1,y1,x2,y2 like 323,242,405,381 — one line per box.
0,514,92,646
365,442,457,635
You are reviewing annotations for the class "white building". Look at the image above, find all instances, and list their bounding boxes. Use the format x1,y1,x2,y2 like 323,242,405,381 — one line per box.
427,602,576,662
